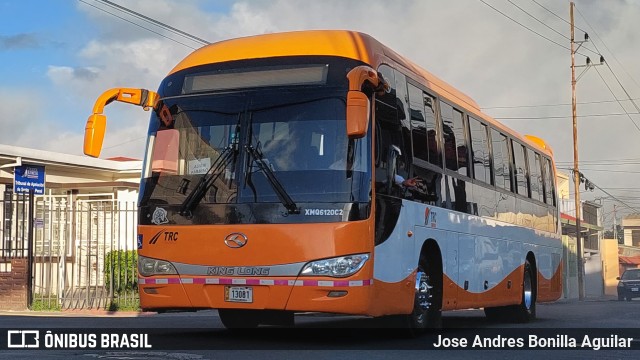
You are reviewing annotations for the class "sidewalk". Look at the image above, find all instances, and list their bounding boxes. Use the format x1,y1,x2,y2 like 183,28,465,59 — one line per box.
0,309,156,317
553,294,619,304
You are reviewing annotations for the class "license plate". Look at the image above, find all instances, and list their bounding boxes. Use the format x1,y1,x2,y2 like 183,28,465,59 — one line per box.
632,288,639,292
224,286,253,303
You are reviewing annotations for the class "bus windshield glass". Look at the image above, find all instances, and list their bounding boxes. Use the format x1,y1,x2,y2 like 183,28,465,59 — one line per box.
138,88,371,222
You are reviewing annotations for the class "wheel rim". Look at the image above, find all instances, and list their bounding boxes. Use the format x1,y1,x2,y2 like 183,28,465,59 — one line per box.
414,270,433,324
523,268,533,310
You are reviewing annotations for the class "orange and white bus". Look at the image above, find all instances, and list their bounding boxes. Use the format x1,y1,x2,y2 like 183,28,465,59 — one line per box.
83,30,562,330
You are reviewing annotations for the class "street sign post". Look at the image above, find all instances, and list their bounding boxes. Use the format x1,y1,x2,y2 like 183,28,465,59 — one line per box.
13,165,45,195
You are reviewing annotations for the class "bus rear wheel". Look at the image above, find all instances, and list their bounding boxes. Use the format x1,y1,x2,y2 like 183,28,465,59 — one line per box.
218,309,260,329
484,259,536,323
513,259,536,322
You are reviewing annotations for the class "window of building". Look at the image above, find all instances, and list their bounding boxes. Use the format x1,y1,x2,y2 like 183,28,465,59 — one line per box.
633,230,640,247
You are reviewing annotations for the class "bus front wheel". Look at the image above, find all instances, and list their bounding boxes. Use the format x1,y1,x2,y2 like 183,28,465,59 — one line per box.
405,262,442,333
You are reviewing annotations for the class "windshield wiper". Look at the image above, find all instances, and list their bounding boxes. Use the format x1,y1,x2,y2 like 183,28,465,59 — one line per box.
245,145,299,214
179,145,236,217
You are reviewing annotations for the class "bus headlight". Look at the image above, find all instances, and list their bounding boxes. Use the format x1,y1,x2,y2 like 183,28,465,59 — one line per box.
300,254,369,278
138,255,178,277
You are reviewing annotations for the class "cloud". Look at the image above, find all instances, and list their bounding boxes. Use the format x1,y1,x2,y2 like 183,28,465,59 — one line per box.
40,0,640,219
0,33,40,50
47,66,100,81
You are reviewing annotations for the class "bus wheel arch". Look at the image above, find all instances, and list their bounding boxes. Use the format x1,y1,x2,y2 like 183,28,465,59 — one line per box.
485,252,537,323
408,239,444,331
520,252,537,321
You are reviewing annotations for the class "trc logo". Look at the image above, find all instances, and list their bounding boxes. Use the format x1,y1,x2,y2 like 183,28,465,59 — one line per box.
148,229,179,244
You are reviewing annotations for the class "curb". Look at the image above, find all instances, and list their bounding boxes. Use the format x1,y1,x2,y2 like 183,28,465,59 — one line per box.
0,309,157,317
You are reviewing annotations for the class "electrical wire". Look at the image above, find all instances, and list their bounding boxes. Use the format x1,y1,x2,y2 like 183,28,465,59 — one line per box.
495,112,640,120
102,136,147,150
593,66,640,134
558,167,640,213
530,0,588,34
507,0,570,40
483,98,640,109
574,5,640,94
477,0,589,57
95,0,210,45
77,0,198,50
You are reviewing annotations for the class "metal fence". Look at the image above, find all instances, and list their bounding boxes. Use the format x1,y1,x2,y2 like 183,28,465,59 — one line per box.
1,190,33,260
1,191,139,310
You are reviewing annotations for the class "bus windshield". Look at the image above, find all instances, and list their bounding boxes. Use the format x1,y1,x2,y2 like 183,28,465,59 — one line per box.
138,88,371,223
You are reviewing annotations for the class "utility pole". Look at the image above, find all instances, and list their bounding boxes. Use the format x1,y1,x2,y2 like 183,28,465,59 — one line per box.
570,2,585,301
613,204,618,241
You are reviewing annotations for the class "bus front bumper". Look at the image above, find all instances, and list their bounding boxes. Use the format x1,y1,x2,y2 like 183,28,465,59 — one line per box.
138,275,373,315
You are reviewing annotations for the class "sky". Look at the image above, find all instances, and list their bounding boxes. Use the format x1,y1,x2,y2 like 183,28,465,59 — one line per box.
2,0,640,227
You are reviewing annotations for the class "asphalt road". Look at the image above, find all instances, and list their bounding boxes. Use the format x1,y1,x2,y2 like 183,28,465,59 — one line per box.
0,298,638,359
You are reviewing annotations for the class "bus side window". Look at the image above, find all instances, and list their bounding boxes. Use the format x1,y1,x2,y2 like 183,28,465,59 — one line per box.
528,149,543,202
511,140,529,197
543,158,556,207
440,102,469,177
491,129,511,192
408,84,441,167
469,117,492,185
375,65,412,197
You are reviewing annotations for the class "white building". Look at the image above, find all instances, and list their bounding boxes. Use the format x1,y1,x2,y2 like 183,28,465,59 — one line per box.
1,144,143,310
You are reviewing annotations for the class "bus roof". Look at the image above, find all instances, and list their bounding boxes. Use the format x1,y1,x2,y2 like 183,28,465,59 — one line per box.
169,30,479,107
169,30,553,157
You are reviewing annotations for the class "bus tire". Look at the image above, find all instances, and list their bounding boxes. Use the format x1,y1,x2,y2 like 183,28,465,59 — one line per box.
404,260,442,334
218,309,260,329
513,259,536,323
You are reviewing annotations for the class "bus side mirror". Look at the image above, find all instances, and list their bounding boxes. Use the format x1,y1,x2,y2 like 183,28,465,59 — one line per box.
83,88,159,158
346,65,381,139
346,91,370,139
84,114,107,158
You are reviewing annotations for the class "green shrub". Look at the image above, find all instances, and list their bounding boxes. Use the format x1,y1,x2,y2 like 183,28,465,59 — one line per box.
107,291,140,312
31,296,61,311
104,250,138,294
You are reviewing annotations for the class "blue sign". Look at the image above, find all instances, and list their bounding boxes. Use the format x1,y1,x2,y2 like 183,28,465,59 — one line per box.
14,165,45,195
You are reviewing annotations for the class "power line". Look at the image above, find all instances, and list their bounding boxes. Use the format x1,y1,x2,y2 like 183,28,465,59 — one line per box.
529,0,588,34
77,0,198,50
102,136,147,150
95,0,210,46
507,0,570,40
559,167,640,213
572,4,640,134
556,161,640,166
483,97,640,109
506,0,599,56
593,65,640,134
557,156,640,162
495,112,640,120
574,5,640,94
477,0,589,56
568,168,640,175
